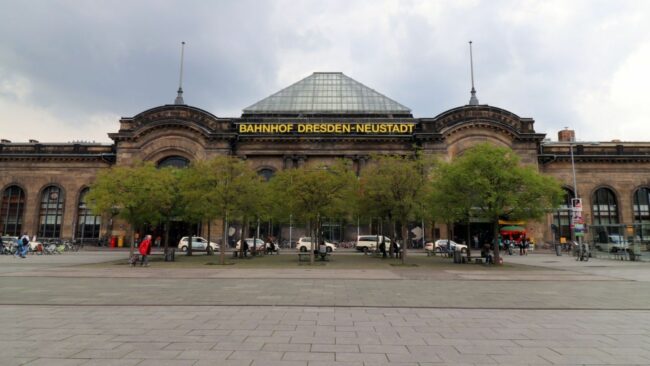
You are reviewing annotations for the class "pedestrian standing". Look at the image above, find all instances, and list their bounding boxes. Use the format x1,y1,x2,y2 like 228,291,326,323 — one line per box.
155,236,161,249
18,233,29,258
138,235,152,267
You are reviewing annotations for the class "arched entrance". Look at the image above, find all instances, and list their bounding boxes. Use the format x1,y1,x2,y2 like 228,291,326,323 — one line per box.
152,155,200,253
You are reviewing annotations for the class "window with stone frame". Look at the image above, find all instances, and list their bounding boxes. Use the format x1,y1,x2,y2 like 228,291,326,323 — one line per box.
592,187,619,225
38,186,64,238
76,188,101,241
0,185,25,236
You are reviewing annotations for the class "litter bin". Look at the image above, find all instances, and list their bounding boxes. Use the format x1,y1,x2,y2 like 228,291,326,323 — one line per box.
453,249,462,264
110,236,117,248
117,236,124,248
165,248,175,261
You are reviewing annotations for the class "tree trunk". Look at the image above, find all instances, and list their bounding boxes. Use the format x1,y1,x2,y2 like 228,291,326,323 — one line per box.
164,219,171,262
130,226,135,257
187,231,193,256
220,216,227,265
240,216,249,258
493,218,501,265
401,222,408,264
207,219,213,256
389,217,396,257
308,220,314,265
466,219,472,258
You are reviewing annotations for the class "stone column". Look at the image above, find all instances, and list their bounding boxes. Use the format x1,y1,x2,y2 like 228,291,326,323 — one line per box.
284,155,294,169
297,156,306,167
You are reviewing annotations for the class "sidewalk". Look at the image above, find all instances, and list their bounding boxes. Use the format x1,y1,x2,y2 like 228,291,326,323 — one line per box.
1,252,650,365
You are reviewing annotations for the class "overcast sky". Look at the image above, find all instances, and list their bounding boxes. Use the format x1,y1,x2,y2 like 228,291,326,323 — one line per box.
1,0,649,143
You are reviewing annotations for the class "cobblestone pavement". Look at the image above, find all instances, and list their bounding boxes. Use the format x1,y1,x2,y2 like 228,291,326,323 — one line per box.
1,252,650,365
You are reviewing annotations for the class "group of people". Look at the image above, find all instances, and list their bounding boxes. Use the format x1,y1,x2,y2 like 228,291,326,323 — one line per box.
499,238,532,256
378,240,401,258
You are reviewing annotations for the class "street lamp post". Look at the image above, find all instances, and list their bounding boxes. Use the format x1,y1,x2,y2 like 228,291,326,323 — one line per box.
568,139,600,255
569,141,581,254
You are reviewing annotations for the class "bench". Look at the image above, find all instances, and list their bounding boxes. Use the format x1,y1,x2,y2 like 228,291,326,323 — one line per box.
298,252,332,262
317,252,331,261
466,256,485,264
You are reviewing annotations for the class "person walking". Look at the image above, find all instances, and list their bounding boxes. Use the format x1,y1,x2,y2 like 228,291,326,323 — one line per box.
379,237,387,258
138,235,152,267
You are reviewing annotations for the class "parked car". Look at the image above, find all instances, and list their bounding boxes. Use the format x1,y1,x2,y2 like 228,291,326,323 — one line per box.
177,237,219,252
427,239,467,253
296,237,336,252
235,238,275,252
355,235,395,252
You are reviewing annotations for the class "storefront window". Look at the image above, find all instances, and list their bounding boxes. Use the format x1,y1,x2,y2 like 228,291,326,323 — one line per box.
0,185,25,236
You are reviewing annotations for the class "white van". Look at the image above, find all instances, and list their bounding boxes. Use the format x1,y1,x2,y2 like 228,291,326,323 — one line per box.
355,235,392,252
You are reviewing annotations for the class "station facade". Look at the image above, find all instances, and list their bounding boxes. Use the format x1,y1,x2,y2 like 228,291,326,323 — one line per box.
1,72,650,252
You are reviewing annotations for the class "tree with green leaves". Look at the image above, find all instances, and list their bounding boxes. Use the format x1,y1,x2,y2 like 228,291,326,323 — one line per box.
180,156,266,264
155,166,187,259
86,162,172,256
431,143,563,264
359,155,431,264
429,158,478,257
270,160,358,264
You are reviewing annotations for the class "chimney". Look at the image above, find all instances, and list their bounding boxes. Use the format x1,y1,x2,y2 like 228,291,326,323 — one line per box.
558,128,575,142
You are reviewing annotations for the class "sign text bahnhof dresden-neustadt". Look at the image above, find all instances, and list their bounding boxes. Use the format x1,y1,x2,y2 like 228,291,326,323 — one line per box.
237,123,416,134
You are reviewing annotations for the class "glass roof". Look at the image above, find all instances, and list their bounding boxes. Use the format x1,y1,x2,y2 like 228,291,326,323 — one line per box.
243,72,411,115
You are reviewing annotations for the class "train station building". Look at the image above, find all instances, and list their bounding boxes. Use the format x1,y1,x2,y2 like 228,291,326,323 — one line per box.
1,72,649,254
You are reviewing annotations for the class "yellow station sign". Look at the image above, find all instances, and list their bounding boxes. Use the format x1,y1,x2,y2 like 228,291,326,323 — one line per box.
238,123,415,134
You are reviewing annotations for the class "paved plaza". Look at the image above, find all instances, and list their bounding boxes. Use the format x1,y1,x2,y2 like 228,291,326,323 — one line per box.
1,251,650,365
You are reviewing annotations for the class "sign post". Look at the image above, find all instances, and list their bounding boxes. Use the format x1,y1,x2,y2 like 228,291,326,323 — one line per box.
571,198,584,238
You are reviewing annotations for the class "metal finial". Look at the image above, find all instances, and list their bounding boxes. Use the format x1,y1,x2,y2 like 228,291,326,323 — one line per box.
468,41,479,106
174,41,186,105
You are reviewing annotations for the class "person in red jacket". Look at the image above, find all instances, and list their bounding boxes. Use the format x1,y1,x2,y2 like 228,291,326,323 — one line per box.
138,235,152,267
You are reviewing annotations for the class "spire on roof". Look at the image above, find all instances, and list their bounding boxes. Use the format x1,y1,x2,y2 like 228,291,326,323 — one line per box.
468,41,479,106
174,41,186,105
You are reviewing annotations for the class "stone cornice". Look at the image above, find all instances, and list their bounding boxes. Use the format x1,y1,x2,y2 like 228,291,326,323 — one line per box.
539,154,650,164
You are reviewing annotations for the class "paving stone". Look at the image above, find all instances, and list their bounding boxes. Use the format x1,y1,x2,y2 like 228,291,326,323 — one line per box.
79,360,142,366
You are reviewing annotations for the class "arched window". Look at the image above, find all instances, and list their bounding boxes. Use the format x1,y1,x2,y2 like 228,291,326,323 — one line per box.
0,185,25,236
258,168,275,181
633,188,650,223
157,156,190,168
552,187,574,241
592,188,619,225
38,186,64,238
76,188,101,241
633,187,650,241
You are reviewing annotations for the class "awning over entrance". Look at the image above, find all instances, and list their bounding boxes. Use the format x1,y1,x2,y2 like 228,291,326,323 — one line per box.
500,225,526,237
